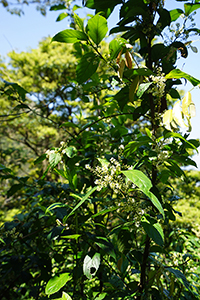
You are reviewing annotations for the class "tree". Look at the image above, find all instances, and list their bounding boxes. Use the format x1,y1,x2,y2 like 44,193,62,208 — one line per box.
0,0,200,299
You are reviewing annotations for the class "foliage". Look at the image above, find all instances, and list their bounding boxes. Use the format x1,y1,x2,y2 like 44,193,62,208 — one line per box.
1,0,200,299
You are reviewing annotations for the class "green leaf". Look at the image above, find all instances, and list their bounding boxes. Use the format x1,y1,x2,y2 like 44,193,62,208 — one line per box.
65,146,77,158
141,215,164,246
170,9,184,21
164,131,198,152
61,234,81,240
7,183,23,197
74,13,84,31
49,152,62,169
166,268,191,292
52,29,88,44
95,237,116,260
109,38,126,59
4,80,28,101
114,86,129,111
76,52,100,83
165,69,200,86
122,170,165,217
87,14,108,45
56,12,68,22
83,253,100,279
50,4,66,11
45,273,72,295
65,186,97,221
157,8,171,31
34,153,47,165
137,82,152,98
62,292,72,300
94,293,107,300
45,202,68,215
184,3,200,16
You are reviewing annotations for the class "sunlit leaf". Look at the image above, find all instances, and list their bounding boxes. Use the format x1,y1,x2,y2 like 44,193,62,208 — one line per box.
49,152,62,169
165,69,200,86
122,170,164,217
172,100,187,128
182,92,192,117
45,273,71,295
74,13,84,31
62,292,72,300
83,253,100,279
87,14,108,45
52,29,88,44
56,12,68,22
162,109,173,130
184,3,200,16
170,8,184,21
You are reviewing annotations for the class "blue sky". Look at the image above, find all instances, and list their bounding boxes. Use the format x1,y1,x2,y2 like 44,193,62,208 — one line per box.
1,1,200,169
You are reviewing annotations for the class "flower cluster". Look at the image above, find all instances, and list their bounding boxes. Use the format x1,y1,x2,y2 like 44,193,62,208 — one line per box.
85,154,132,194
148,72,166,98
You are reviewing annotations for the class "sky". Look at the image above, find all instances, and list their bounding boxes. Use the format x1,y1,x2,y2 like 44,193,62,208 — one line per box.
1,1,200,169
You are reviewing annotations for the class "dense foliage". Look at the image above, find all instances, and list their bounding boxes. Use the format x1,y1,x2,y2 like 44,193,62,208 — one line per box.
1,0,200,299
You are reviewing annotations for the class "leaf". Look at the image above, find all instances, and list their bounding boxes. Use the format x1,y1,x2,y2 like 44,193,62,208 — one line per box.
45,202,68,215
162,109,173,131
170,9,184,21
129,76,139,102
7,183,23,197
165,69,200,86
56,12,68,22
52,29,88,44
87,14,108,45
83,253,101,279
74,13,84,31
76,52,100,83
65,146,77,158
114,86,129,111
95,237,116,260
109,38,126,59
171,41,188,58
62,292,72,300
166,268,192,292
122,170,164,217
45,273,72,295
137,82,152,98
182,92,192,117
34,153,47,165
118,59,125,79
141,215,164,246
164,131,198,152
50,4,66,11
61,234,81,240
184,3,200,16
49,152,62,169
65,186,97,221
125,50,133,69
172,100,187,128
